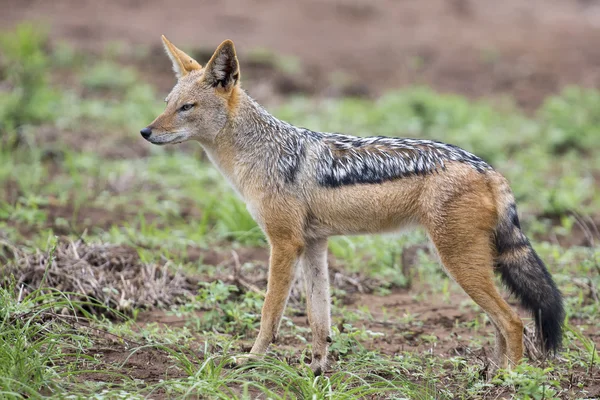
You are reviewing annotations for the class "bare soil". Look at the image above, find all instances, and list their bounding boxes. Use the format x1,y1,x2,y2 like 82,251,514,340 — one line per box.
79,346,186,384
5,0,600,109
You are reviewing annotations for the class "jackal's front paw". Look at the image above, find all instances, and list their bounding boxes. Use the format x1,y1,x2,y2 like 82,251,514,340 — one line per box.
234,353,260,368
309,357,328,376
234,357,248,367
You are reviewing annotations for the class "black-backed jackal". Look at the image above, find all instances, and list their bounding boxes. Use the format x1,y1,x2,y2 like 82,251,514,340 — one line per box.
141,37,564,374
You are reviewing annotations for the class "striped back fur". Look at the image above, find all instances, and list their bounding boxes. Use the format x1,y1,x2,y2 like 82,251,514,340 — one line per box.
234,98,492,188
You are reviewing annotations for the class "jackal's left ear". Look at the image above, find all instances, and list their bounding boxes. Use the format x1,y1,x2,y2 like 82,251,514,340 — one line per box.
204,40,240,92
161,35,202,79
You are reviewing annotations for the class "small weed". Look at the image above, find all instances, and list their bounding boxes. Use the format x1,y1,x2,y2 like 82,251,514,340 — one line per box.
171,281,262,335
492,364,560,400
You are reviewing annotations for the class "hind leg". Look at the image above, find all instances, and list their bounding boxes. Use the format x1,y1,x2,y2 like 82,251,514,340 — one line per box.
430,227,523,368
492,323,508,371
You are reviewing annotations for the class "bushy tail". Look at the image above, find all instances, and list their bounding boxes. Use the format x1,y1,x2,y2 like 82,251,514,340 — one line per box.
493,194,564,355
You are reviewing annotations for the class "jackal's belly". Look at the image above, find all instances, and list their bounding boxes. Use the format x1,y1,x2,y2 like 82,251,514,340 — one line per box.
305,178,424,237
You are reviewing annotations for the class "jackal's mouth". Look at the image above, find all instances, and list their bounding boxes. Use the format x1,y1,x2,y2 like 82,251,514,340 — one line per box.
146,132,189,145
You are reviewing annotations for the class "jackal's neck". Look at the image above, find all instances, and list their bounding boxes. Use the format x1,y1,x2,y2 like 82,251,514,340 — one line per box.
229,91,300,142
204,90,305,195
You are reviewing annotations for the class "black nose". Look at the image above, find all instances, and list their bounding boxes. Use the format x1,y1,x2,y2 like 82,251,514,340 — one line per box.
140,127,152,139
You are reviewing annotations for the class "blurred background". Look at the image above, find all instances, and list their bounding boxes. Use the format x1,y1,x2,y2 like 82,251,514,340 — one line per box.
5,0,600,107
0,1,599,398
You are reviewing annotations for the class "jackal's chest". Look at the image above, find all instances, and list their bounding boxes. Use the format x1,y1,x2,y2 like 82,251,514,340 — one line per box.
245,203,266,230
203,146,252,199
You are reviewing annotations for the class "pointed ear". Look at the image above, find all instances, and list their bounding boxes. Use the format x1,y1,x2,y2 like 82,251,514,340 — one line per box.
204,40,240,91
161,35,202,79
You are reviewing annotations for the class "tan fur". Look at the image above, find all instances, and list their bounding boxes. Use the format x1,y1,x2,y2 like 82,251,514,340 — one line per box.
421,165,524,367
142,38,535,374
225,86,242,115
250,199,306,354
161,35,202,78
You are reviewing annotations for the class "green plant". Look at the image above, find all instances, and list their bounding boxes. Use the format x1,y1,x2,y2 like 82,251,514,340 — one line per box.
81,61,138,91
0,284,99,397
328,324,383,358
539,86,600,154
171,281,262,335
492,364,560,400
0,24,60,136
215,195,265,246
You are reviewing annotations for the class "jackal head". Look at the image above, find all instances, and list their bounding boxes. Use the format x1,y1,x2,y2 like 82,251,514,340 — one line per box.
141,36,240,145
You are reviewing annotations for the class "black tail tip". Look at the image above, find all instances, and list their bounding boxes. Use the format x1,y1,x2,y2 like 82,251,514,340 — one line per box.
536,301,565,356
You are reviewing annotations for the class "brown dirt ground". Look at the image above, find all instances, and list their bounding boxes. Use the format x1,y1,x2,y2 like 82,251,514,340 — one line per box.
132,289,489,358
5,0,600,110
130,286,599,397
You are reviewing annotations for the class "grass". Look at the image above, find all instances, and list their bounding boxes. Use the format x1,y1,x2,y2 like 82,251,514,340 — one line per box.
0,24,599,399
0,279,100,397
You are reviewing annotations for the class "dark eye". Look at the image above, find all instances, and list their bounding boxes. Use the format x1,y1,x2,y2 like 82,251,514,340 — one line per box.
179,103,194,112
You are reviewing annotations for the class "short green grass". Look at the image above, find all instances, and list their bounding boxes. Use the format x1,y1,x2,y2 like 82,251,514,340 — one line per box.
0,24,599,399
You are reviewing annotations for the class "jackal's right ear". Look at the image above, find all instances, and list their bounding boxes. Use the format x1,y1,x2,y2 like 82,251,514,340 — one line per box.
161,35,202,79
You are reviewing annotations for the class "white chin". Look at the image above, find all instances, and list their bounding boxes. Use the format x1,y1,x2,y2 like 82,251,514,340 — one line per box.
149,133,188,145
